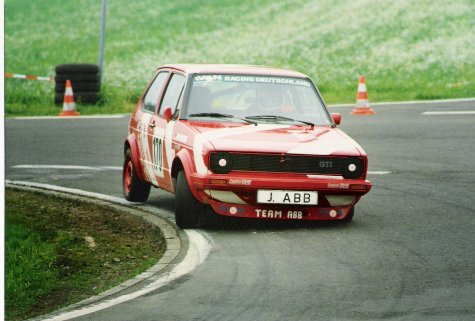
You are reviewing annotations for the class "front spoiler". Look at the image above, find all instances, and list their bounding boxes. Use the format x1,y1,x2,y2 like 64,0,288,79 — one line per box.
189,172,370,221
208,199,353,221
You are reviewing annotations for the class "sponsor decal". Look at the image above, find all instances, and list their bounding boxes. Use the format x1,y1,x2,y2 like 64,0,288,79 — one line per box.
255,209,303,219
228,179,252,186
255,209,283,219
151,126,166,178
194,75,223,82
287,211,303,219
152,137,163,171
327,183,350,189
193,75,311,87
224,75,256,82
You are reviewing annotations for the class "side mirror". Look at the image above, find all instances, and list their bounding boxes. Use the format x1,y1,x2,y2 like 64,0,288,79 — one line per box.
331,113,341,125
164,107,173,122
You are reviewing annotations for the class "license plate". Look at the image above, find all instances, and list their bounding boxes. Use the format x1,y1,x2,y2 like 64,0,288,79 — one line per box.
257,190,318,205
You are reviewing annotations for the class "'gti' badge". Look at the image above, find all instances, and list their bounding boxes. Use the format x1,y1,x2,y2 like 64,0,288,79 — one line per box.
319,160,333,168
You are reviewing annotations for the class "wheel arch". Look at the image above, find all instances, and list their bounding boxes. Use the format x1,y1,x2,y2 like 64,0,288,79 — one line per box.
171,148,194,190
124,134,146,181
171,148,203,200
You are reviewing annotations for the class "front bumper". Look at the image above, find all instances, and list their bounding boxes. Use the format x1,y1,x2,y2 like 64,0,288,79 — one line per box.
208,200,354,220
189,172,371,221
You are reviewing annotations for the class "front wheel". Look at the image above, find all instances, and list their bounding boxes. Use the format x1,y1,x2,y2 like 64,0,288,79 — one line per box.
175,171,202,228
342,206,355,222
123,148,151,202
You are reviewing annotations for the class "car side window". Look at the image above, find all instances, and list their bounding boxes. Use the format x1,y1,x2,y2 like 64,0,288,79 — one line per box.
159,73,186,116
143,72,169,113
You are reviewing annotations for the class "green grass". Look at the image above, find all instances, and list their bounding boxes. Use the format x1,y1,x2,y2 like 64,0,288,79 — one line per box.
5,188,166,321
6,224,58,319
4,0,475,116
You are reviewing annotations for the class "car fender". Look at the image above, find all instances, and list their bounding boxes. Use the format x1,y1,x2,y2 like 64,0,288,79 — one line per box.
124,134,146,181
173,147,206,201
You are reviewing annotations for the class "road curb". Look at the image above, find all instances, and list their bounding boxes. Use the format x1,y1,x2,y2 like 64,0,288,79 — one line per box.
5,181,185,321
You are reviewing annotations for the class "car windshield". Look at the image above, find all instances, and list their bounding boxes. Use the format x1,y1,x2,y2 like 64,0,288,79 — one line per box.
185,74,333,126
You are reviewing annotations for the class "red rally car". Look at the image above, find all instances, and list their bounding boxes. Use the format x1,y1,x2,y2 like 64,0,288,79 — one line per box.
123,64,371,228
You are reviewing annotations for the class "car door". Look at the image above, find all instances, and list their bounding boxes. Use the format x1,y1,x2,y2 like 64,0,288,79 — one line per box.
136,71,169,187
149,72,187,190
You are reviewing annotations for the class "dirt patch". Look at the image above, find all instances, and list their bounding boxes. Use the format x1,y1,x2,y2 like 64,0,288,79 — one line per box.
6,187,166,320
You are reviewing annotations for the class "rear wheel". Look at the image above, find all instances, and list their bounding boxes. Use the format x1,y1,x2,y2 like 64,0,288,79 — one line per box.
123,148,151,202
175,171,202,228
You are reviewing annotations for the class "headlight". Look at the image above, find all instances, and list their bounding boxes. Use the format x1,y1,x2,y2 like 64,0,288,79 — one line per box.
341,158,365,179
210,152,234,174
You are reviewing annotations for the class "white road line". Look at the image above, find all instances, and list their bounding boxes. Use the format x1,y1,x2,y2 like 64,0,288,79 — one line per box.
12,165,102,171
98,166,122,171
5,180,212,321
7,180,135,205
11,165,122,171
422,111,475,115
329,97,475,108
11,115,128,120
368,171,391,175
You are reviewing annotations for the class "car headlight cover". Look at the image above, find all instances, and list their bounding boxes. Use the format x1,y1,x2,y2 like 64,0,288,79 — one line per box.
341,158,365,179
210,152,234,174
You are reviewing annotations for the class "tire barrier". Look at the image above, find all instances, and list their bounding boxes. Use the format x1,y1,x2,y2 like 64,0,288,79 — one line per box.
55,64,101,105
55,64,99,74
55,82,101,93
54,92,101,105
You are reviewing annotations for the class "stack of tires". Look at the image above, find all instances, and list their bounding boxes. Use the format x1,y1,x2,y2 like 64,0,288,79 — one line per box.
54,64,101,105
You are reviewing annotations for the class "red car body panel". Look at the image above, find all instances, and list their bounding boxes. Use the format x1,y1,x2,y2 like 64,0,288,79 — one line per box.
126,64,371,221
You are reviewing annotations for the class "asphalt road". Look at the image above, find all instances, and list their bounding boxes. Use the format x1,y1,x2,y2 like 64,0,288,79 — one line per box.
5,99,475,321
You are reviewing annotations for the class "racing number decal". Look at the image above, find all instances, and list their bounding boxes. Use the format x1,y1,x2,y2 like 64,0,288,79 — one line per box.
152,137,163,170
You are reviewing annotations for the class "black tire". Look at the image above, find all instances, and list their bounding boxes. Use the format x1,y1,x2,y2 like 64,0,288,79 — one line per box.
54,81,101,94
175,171,202,228
54,92,101,105
75,92,101,104
55,82,101,93
55,74,100,84
123,148,151,202
55,64,99,75
342,206,355,222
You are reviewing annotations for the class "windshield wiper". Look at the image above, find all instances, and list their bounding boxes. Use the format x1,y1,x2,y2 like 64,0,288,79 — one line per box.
245,115,314,128
188,113,257,125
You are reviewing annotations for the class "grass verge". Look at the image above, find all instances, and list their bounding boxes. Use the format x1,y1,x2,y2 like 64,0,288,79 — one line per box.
5,188,166,321
4,0,475,117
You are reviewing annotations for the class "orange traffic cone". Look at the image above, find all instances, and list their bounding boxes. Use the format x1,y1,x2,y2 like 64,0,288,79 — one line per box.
59,80,80,116
351,75,375,115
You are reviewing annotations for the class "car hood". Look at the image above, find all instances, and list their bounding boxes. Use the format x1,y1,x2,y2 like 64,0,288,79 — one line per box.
188,122,365,156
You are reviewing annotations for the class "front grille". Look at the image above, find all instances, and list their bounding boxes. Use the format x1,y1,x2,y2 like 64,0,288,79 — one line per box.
228,153,364,178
